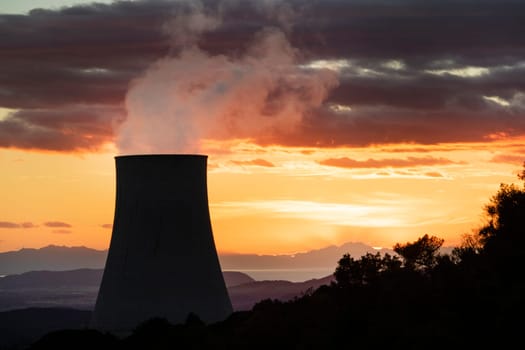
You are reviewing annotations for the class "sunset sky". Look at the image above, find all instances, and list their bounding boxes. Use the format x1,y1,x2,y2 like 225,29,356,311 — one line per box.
1,0,524,255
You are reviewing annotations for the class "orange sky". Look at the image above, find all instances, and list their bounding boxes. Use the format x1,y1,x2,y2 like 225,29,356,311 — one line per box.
1,138,522,254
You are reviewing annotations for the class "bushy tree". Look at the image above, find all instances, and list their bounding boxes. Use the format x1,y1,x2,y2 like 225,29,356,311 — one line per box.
518,161,525,183
393,234,444,271
451,232,483,263
469,163,525,285
480,183,525,252
334,252,401,287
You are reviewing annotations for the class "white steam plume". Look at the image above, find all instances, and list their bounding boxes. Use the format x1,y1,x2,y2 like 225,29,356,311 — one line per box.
117,1,338,155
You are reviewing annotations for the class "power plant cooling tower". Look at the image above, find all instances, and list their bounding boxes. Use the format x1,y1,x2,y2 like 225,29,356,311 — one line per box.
91,154,233,332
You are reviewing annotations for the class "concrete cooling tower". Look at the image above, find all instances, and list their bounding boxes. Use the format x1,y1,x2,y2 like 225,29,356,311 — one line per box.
91,154,233,332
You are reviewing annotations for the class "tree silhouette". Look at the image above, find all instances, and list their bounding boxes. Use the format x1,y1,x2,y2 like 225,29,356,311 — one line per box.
334,252,401,288
480,183,525,253
518,161,525,182
472,162,525,285
333,253,359,288
393,234,444,271
451,232,483,263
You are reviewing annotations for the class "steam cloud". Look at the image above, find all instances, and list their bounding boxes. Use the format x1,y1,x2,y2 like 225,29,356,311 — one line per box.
117,1,338,154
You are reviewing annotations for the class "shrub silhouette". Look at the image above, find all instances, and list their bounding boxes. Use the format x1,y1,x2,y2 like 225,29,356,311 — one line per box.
393,234,444,271
27,329,117,350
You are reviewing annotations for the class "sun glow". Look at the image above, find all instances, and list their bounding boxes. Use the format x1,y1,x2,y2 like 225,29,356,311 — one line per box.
214,200,408,227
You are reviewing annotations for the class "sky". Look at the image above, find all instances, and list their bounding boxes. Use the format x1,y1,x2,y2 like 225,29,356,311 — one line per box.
0,0,524,255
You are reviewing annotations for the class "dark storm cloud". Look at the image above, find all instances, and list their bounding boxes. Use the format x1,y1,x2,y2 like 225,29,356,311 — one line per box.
0,0,524,151
260,101,525,148
0,2,170,108
0,0,171,151
330,63,525,110
289,0,525,62
0,105,123,151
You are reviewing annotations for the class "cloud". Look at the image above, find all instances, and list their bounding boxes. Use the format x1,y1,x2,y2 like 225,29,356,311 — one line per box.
101,224,113,229
0,221,22,229
266,103,525,148
44,221,72,228
0,221,37,229
491,154,525,164
0,1,167,152
0,106,122,151
0,0,524,152
231,159,275,167
424,171,444,178
319,156,457,169
213,197,431,228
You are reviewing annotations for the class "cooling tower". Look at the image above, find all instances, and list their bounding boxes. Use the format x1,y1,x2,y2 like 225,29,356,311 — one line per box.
91,154,232,332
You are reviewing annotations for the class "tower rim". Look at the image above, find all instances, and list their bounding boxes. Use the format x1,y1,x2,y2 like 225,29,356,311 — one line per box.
115,154,208,159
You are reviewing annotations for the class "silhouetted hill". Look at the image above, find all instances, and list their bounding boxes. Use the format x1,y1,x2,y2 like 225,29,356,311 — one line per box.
0,269,257,312
0,270,101,312
219,242,395,270
229,274,334,310
0,269,102,289
0,268,329,313
0,245,107,275
0,307,91,350
0,242,398,277
222,271,255,287
0,269,253,290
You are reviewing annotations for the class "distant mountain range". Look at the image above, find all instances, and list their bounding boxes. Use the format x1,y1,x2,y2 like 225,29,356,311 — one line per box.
220,242,395,270
0,268,332,313
0,245,107,275
0,242,396,276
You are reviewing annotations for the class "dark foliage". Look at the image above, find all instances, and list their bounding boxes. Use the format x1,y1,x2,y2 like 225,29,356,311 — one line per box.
26,329,117,350
23,163,525,349
0,308,91,350
393,234,444,271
